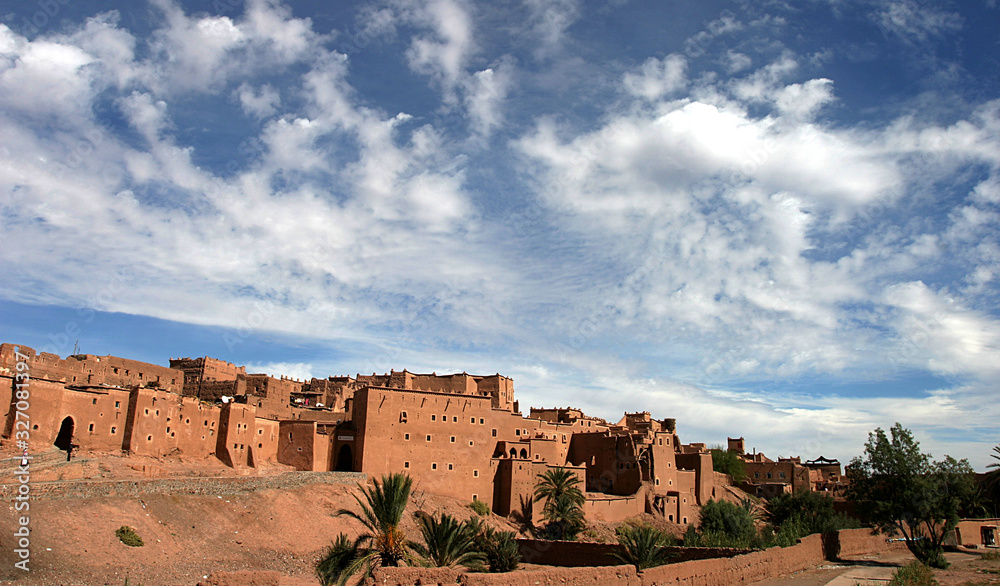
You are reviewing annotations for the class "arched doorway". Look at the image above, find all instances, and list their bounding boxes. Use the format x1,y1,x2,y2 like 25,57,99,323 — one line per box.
335,444,353,471
54,416,74,451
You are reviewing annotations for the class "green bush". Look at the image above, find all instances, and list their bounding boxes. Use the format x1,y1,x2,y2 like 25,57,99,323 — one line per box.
766,490,859,541
888,560,938,586
475,527,520,573
612,525,676,570
709,447,747,482
469,499,491,517
698,499,756,544
116,526,144,547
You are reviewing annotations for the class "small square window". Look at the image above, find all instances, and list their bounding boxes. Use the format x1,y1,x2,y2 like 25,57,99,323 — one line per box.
115,401,121,409
405,433,410,440
431,415,436,421
515,429,521,436
473,470,479,477
492,429,497,437
111,426,116,434
450,436,456,443
452,416,457,422
469,440,474,446
426,435,432,441
88,423,94,432
448,464,453,470
404,461,410,468
471,417,476,423
431,463,437,470
479,418,484,424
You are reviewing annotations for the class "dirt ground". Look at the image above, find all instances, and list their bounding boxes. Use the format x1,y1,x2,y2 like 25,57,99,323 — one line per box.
753,548,1000,585
0,446,520,586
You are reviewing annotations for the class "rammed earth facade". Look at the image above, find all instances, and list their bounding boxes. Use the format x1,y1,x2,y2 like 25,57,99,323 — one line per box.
0,342,832,524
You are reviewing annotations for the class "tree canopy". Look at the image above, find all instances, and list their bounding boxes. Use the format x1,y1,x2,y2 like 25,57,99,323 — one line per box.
709,447,747,482
846,423,976,569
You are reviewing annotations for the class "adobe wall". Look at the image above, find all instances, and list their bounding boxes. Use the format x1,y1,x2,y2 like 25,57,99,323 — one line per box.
0,344,185,393
123,389,222,458
516,539,753,567
217,402,255,467
367,565,641,586
3,378,66,444
370,529,906,586
567,432,642,495
353,386,497,506
583,485,646,522
953,519,1000,547
56,387,132,451
409,372,477,395
492,457,551,518
251,417,279,465
278,420,323,471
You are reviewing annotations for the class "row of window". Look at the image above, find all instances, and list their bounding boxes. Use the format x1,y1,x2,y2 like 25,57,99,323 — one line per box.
400,411,486,425
402,461,480,476
753,471,786,479
402,433,476,447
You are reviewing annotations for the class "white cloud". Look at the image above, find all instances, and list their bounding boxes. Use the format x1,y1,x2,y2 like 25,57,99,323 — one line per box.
236,82,280,119
524,0,580,59
623,54,688,101
244,361,314,382
465,60,513,137
403,0,475,99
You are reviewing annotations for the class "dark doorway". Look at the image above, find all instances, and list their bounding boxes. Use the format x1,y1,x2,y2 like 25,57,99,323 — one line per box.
54,417,74,451
335,444,353,471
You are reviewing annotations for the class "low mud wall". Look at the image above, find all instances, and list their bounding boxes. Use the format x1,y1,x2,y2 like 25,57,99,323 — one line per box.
368,528,905,586
516,538,752,567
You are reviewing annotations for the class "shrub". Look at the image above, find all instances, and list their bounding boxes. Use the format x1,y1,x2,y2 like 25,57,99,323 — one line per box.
612,525,676,570
888,560,938,586
698,499,756,544
475,526,520,573
709,447,746,482
469,499,491,517
412,513,484,568
116,526,144,547
766,490,859,539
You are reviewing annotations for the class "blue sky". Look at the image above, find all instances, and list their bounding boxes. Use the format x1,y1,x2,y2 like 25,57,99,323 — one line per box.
1,0,998,469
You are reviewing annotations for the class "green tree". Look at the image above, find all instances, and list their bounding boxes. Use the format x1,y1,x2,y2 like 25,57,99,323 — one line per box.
710,446,747,482
766,489,859,537
316,473,419,585
697,499,757,547
986,444,1000,512
846,423,976,569
534,467,586,540
611,524,677,570
411,512,485,568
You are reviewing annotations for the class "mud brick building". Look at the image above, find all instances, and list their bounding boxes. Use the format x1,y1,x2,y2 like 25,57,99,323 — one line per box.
1,342,834,526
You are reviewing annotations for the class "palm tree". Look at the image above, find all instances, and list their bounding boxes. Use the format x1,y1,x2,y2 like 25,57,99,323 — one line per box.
987,444,1000,488
986,444,1000,516
315,533,360,585
316,472,418,585
411,512,485,568
534,468,586,540
611,525,676,570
